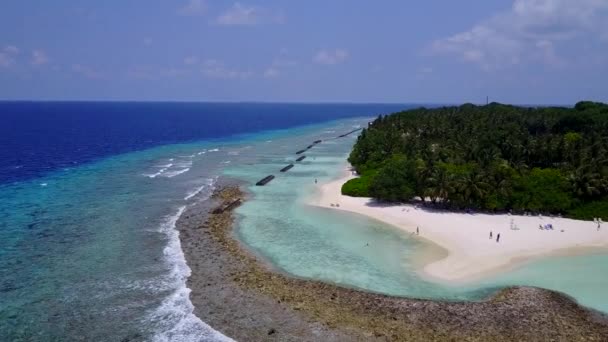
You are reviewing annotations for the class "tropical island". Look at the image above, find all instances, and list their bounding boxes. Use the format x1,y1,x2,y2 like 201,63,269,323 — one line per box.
305,102,608,282
343,101,608,219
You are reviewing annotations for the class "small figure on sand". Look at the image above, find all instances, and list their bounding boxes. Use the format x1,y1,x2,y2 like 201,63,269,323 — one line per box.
489,231,493,239
496,233,501,243
315,178,317,184
416,226,419,235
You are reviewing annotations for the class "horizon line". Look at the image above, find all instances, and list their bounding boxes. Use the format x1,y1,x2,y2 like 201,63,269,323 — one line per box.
0,99,581,107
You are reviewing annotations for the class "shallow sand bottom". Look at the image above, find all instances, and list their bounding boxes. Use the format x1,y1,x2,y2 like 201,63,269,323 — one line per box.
309,167,608,283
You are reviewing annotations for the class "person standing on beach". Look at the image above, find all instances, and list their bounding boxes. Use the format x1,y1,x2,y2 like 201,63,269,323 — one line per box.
416,226,419,235
315,178,317,184
489,231,492,239
496,233,501,243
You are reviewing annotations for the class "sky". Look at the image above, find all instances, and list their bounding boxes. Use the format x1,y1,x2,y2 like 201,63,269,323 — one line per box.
0,0,607,104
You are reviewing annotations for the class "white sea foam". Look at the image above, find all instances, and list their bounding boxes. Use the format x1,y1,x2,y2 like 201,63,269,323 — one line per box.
222,161,231,164
184,177,217,201
164,168,190,178
150,206,233,342
208,148,220,152
227,151,239,156
40,183,48,187
145,166,169,178
157,163,174,168
197,151,206,156
184,185,207,201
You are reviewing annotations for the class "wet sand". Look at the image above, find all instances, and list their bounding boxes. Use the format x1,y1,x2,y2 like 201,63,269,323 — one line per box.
311,167,608,283
177,182,608,341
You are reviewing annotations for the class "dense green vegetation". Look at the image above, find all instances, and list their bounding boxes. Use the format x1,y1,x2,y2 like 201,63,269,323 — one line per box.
343,101,608,220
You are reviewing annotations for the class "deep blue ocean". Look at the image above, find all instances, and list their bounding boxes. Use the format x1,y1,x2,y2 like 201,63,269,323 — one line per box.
0,102,409,341
3,102,608,341
0,102,410,184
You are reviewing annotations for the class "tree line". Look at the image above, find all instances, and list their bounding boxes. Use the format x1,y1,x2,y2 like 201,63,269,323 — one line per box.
343,101,608,220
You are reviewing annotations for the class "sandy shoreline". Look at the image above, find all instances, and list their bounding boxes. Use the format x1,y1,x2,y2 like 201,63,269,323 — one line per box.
309,166,608,283
177,183,608,341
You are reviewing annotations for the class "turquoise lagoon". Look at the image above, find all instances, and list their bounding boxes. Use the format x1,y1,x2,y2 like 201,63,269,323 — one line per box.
226,118,608,313
2,116,608,342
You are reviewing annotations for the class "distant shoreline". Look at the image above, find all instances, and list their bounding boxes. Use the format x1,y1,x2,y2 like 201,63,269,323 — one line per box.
177,181,608,341
308,164,608,283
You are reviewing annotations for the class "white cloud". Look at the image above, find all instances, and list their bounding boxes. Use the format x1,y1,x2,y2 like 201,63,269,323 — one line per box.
216,3,283,26
128,66,187,80
272,58,297,68
262,51,298,79
0,53,12,68
177,0,207,16
263,67,279,78
4,46,19,54
0,45,20,68
201,59,253,79
313,49,349,65
430,0,608,69
72,64,105,79
31,50,49,66
217,3,258,25
419,67,433,74
184,56,199,65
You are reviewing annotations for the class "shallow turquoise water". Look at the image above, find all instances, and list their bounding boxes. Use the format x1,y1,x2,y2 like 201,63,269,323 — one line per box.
227,118,608,312
480,253,608,313
3,115,608,342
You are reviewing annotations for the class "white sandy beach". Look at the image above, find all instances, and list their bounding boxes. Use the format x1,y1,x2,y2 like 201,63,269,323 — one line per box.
309,166,608,283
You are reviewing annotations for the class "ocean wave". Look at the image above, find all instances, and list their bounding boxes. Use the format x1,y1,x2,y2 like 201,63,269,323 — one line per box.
150,206,233,342
174,161,193,168
144,166,170,178
184,177,217,201
197,151,206,156
227,151,239,156
208,148,220,152
222,161,231,164
164,168,190,178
